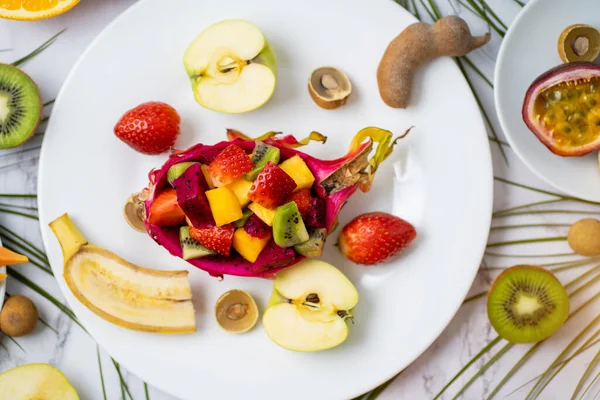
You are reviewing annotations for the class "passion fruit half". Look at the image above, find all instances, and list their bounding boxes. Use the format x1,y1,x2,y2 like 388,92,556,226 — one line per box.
523,62,600,156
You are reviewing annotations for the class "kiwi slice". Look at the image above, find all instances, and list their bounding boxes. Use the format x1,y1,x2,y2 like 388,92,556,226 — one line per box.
167,162,199,185
487,265,569,343
245,141,280,181
0,64,41,149
294,228,327,257
234,208,253,228
180,226,215,260
273,202,309,248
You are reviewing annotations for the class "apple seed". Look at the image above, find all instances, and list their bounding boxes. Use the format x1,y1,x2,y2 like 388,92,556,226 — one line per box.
305,293,320,303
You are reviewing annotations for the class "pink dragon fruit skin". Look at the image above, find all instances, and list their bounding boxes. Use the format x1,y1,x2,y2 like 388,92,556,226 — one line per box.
143,127,405,279
243,214,271,239
172,163,213,227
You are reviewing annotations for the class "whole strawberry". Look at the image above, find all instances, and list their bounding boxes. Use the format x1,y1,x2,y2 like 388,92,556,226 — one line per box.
114,101,180,154
338,212,416,265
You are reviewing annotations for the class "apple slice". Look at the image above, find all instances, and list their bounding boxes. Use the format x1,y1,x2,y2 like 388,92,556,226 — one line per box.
184,19,277,113
49,214,196,334
0,363,79,400
262,259,358,352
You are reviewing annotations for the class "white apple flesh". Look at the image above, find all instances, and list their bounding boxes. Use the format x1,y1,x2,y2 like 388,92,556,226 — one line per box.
263,260,359,352
183,20,277,113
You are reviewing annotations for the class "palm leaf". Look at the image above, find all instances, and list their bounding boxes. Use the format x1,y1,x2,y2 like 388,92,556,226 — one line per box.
5,335,26,353
11,30,66,67
492,199,565,217
97,346,108,400
486,236,567,247
112,359,135,400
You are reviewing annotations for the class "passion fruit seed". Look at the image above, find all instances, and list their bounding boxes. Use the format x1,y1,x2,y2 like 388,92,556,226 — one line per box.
534,78,600,148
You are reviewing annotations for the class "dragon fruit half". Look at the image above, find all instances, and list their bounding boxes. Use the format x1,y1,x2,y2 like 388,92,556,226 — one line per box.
140,127,408,279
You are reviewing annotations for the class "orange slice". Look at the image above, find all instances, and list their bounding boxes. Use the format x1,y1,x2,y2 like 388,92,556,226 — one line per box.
0,0,79,21
0,272,6,282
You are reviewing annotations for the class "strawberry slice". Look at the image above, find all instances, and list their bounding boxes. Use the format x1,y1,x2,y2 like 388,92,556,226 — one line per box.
338,212,416,265
286,188,312,220
189,223,235,256
148,189,186,226
208,144,254,186
248,162,297,209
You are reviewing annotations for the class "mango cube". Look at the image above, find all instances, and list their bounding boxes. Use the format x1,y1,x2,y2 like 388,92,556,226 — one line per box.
233,228,271,263
226,178,253,207
206,187,243,226
201,164,216,189
248,202,276,226
279,155,315,191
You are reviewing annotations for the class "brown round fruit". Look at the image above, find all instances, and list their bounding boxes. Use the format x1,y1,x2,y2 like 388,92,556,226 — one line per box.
523,63,600,157
0,295,38,337
487,265,569,343
568,218,600,256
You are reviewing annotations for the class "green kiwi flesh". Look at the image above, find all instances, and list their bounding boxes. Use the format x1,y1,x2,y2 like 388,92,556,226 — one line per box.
245,141,280,181
0,64,41,149
180,226,215,260
487,265,569,343
234,208,253,228
293,228,327,257
167,162,199,185
272,201,309,248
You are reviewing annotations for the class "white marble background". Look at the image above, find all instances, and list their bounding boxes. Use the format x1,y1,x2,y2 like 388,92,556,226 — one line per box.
2,0,599,399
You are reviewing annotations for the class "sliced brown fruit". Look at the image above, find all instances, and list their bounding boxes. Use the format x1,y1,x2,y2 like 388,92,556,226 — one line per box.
49,213,196,334
558,24,600,64
214,289,258,334
0,363,79,400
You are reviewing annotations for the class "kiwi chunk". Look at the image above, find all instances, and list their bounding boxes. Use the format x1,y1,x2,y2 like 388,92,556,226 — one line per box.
0,64,41,149
167,162,199,185
294,228,327,257
245,141,280,181
180,226,215,260
487,265,569,343
273,202,309,247
234,208,253,228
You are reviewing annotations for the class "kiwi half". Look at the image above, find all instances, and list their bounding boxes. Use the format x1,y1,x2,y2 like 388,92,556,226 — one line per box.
0,64,41,149
487,265,569,344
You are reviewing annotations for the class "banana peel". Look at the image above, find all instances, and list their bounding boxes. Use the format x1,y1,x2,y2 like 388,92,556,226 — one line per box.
49,213,196,334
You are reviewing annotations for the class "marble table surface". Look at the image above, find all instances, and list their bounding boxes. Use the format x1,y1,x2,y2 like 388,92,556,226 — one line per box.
2,0,599,399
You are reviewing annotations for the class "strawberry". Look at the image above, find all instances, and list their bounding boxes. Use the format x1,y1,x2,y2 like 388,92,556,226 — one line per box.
148,189,186,226
248,162,297,209
114,101,181,155
189,223,235,256
208,144,254,186
286,188,312,219
338,212,416,265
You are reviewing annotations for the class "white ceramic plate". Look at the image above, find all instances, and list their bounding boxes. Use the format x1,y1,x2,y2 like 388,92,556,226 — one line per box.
38,1,492,399
496,0,600,201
